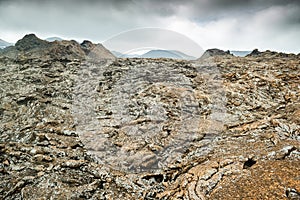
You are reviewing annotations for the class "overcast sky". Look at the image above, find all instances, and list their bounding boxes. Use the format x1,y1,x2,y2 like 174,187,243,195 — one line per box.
0,0,299,54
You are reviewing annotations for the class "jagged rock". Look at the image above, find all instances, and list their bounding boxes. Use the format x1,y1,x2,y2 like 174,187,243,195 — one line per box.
81,40,116,60
48,40,86,60
15,34,50,51
80,40,94,54
247,49,297,58
199,48,233,59
0,41,299,199
248,48,261,56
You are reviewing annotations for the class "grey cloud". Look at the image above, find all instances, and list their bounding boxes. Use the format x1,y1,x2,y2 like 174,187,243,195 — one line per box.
1,0,299,19
0,0,299,53
184,0,300,20
103,28,204,57
0,0,145,40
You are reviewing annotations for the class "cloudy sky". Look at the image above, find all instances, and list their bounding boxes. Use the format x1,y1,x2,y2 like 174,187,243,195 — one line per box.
0,0,299,54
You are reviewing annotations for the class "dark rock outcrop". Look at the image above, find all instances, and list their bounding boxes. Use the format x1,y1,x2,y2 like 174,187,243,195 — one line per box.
199,48,233,59
248,48,261,56
81,40,116,60
80,40,94,54
15,34,50,51
247,49,297,58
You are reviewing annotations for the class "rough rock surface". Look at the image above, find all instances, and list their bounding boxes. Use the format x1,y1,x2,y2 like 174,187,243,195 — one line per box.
80,40,115,60
0,42,299,200
199,48,233,59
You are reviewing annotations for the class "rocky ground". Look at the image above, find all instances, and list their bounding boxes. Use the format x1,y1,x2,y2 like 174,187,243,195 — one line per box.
0,35,300,199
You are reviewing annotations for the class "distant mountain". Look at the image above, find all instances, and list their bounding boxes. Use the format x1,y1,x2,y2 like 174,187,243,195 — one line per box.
141,50,196,60
230,50,251,57
141,50,179,59
111,51,123,57
110,51,139,58
45,37,63,42
166,50,196,60
123,54,141,58
112,49,196,60
0,39,13,49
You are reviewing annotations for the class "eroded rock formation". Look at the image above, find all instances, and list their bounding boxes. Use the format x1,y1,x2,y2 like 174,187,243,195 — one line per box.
0,40,299,199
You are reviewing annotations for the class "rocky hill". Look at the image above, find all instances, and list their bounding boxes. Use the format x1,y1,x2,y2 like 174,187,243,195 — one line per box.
199,48,233,59
0,39,299,199
0,34,115,60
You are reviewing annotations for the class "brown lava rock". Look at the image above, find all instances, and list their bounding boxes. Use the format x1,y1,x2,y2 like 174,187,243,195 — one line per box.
0,41,299,199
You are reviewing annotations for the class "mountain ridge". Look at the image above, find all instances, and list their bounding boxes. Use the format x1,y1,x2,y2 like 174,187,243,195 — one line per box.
2,34,298,61
0,39,13,49
112,49,196,60
0,34,115,60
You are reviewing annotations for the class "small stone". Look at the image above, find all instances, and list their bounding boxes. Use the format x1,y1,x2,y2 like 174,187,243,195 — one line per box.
11,165,25,171
62,130,78,136
61,160,86,168
3,160,10,166
37,171,45,177
22,176,35,182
